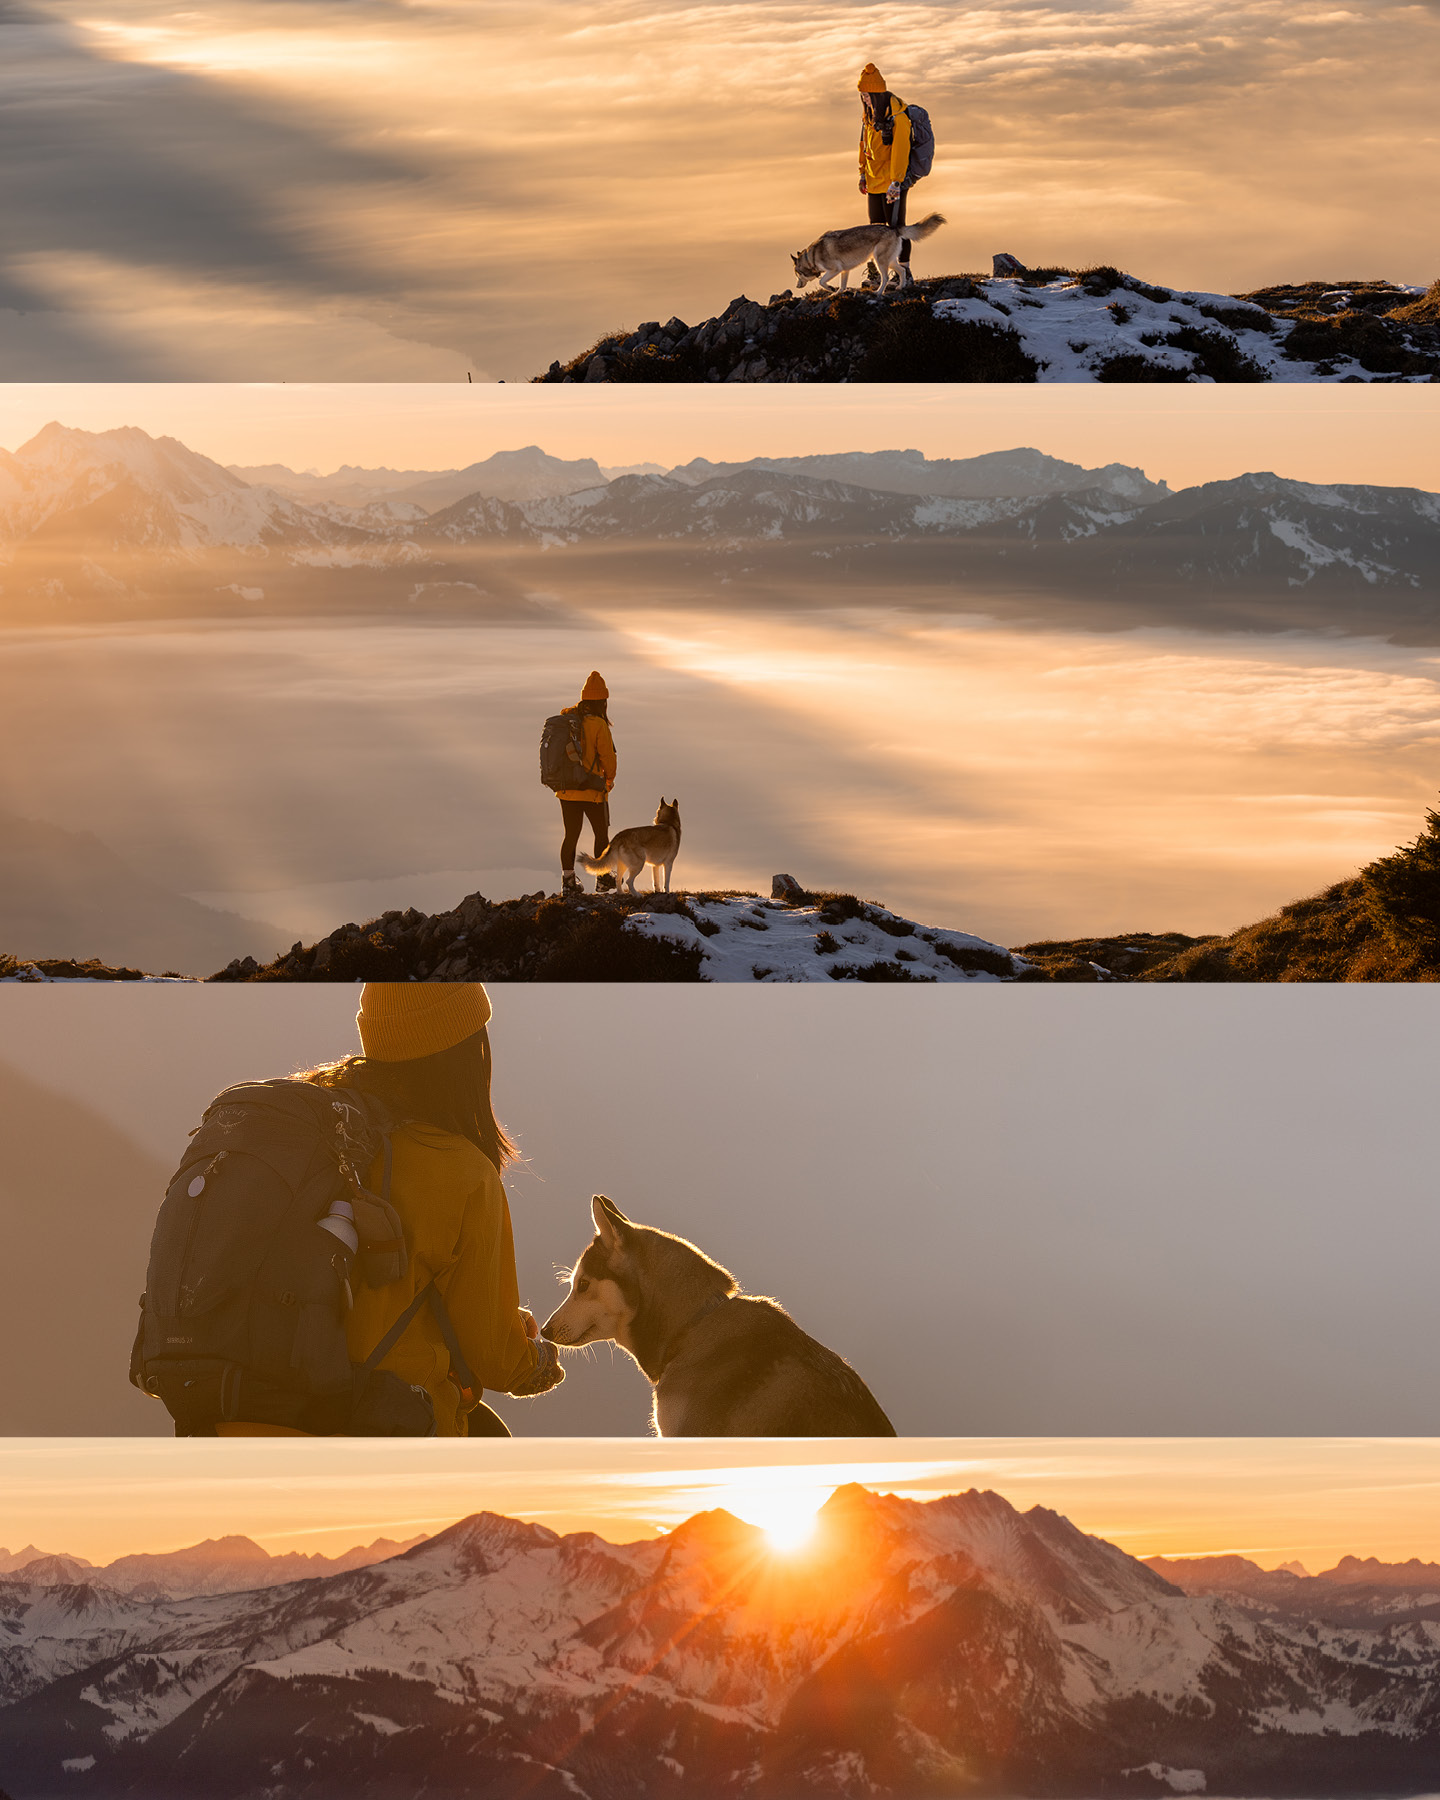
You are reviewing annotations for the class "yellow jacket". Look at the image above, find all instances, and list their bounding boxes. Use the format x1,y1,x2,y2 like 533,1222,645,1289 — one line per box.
859,97,912,195
346,1122,539,1436
555,707,617,804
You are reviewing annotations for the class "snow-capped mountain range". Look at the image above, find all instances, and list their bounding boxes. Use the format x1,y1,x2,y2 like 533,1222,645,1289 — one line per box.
3,1488,1440,1798
0,1533,424,1603
0,426,1435,613
0,424,370,554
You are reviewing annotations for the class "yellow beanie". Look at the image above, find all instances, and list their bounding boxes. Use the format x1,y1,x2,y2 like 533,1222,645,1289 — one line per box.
857,63,886,92
357,983,492,1063
581,670,608,700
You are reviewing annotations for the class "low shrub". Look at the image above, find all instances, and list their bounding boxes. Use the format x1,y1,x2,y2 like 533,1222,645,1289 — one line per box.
856,303,1041,381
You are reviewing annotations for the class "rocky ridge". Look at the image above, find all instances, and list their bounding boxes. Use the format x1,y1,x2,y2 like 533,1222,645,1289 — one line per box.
534,270,1440,385
208,882,1040,985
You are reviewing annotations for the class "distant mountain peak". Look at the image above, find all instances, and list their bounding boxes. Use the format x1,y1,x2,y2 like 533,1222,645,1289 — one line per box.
10,1489,1440,1797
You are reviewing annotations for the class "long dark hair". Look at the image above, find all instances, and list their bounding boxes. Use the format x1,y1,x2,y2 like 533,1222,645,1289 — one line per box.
301,1027,517,1172
572,696,609,722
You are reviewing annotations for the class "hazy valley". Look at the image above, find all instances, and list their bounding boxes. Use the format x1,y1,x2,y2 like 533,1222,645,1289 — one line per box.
2,426,1438,969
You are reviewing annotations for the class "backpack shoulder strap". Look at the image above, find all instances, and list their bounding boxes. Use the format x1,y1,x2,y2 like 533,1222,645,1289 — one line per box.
423,1285,482,1415
362,1280,434,1374
361,1277,482,1415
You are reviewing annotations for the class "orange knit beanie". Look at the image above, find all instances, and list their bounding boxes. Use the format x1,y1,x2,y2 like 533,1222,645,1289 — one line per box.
581,670,608,701
357,983,492,1063
857,63,886,92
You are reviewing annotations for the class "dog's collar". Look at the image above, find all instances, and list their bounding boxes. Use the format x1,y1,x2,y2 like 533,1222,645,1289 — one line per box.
654,1291,731,1377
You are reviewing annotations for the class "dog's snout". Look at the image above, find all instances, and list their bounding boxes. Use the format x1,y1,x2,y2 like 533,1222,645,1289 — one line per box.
539,1311,565,1344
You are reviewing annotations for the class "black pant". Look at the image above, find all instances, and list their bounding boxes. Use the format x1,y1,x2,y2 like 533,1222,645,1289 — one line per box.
869,187,910,262
560,797,610,871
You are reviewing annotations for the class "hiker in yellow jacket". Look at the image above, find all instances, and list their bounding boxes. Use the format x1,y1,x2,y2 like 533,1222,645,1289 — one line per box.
558,669,618,896
857,62,916,283
304,983,562,1437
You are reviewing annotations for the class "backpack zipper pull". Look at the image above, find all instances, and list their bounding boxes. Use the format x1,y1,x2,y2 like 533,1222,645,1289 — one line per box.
186,1150,227,1199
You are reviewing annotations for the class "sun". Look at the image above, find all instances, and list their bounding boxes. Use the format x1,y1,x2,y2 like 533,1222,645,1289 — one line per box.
714,1483,833,1552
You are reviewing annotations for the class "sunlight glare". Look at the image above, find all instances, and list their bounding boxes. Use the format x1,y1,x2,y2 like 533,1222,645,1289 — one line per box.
714,1483,834,1551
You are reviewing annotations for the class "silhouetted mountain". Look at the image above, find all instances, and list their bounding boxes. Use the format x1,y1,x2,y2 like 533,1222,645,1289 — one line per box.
229,447,614,513
64,1535,424,1601
669,447,1169,503
1148,1551,1440,1629
0,1548,93,1576
389,445,610,510
0,1536,426,1602
1324,1554,1440,1588
224,462,447,504
4,1488,1440,1797
0,810,285,972
0,1556,92,1587
0,1060,171,1433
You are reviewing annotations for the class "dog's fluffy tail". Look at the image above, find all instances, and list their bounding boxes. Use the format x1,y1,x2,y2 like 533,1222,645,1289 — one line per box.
576,846,620,876
900,212,946,241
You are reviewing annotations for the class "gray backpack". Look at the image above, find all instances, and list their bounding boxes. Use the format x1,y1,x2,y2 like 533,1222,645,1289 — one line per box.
130,1079,478,1435
902,102,935,184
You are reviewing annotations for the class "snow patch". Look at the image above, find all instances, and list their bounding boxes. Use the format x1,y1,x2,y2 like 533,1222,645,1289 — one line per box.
0,965,196,982
931,275,1430,384
623,895,1028,983
1126,1764,1206,1792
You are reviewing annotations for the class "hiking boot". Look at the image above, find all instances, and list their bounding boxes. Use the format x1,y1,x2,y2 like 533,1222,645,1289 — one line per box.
595,873,618,893
861,261,881,290
561,872,581,898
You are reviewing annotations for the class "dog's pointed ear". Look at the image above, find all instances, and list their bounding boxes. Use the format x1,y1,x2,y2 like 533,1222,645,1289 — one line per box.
592,1194,631,1249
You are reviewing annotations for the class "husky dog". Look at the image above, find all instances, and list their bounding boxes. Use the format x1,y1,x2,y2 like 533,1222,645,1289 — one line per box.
578,797,681,894
542,1196,897,1437
790,213,946,296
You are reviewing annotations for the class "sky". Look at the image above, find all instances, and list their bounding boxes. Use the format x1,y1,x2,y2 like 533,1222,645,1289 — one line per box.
1,1,1436,378
6,983,1440,1439
4,1437,1440,1570
4,381,1440,492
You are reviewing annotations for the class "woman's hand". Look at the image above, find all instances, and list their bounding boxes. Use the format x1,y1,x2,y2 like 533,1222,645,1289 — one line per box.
519,1307,540,1340
509,1330,565,1397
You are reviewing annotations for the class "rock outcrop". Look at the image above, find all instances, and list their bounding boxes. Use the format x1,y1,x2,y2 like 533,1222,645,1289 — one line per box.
535,270,1440,384
210,886,1040,984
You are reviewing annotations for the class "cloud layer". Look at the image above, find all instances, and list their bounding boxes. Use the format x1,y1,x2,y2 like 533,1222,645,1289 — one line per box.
2,0,1435,376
